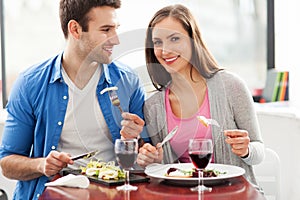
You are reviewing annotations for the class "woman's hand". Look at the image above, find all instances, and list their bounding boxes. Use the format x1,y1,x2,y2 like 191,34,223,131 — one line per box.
137,143,163,168
224,130,250,158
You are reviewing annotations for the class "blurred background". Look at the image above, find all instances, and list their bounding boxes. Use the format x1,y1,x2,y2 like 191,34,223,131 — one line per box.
1,0,269,105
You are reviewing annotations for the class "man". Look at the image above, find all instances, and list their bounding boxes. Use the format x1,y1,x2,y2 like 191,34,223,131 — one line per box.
0,0,148,199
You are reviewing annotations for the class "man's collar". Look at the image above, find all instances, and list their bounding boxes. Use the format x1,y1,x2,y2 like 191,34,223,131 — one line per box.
50,52,113,85
50,52,64,83
101,63,112,85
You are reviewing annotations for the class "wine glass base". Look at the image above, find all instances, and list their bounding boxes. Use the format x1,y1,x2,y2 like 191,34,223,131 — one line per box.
116,184,138,191
190,185,212,192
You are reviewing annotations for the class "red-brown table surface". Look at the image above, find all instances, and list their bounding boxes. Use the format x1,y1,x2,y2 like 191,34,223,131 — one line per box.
39,174,266,200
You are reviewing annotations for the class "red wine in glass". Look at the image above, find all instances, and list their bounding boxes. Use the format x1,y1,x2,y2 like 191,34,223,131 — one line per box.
189,152,212,170
116,152,137,169
115,139,138,191
188,139,213,193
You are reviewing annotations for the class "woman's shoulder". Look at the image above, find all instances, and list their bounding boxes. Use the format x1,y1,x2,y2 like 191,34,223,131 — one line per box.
214,70,244,82
209,70,248,88
207,70,251,103
145,90,164,104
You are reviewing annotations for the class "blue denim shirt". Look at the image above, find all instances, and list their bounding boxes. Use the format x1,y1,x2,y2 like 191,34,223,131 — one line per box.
0,52,148,200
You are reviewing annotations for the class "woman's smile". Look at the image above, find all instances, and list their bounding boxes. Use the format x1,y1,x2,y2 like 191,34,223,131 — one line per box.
164,55,179,65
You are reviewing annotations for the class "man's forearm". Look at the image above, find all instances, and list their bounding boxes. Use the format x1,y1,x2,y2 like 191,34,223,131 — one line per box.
0,155,44,181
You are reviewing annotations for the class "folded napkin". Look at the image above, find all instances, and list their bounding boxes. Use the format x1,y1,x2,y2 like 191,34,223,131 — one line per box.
45,174,90,188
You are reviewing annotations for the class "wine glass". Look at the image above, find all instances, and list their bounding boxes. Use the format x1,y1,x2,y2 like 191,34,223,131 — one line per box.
188,139,213,192
115,138,138,191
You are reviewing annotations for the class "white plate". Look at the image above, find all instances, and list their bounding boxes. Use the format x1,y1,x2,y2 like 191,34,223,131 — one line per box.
145,163,245,186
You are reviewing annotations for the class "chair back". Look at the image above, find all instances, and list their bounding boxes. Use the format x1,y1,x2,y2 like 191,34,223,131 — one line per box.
0,189,8,200
253,147,281,200
133,66,156,96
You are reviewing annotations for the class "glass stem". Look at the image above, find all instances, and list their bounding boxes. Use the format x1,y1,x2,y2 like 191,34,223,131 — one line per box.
125,169,130,186
199,169,203,192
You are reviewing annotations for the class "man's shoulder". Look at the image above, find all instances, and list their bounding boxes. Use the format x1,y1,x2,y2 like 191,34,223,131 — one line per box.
21,53,61,78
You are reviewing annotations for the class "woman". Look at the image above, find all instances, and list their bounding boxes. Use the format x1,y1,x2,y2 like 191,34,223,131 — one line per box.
137,4,265,188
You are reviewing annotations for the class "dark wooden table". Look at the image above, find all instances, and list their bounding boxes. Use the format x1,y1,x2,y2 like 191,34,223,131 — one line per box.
39,172,266,200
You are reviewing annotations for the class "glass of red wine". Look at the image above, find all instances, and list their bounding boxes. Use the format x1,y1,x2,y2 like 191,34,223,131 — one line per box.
188,138,213,192
115,138,138,191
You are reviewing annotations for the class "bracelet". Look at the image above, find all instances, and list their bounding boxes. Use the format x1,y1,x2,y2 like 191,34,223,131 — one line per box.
137,138,145,148
241,147,250,159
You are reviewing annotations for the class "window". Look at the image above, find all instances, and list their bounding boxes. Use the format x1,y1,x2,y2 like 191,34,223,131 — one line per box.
116,0,271,93
0,0,273,108
0,0,63,108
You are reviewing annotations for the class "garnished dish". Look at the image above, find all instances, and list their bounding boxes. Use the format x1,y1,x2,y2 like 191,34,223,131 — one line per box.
63,160,148,186
80,160,125,180
166,167,226,178
145,163,245,186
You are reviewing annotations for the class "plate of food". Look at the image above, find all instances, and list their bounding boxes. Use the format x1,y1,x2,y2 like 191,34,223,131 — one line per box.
62,160,149,186
144,163,245,186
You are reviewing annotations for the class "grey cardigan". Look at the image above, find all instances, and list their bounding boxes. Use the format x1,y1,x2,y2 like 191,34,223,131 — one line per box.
143,70,265,187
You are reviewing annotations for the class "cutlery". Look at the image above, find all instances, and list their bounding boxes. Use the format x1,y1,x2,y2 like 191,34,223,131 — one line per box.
197,116,220,128
100,86,123,113
157,126,178,148
197,115,224,145
108,90,123,114
71,150,98,161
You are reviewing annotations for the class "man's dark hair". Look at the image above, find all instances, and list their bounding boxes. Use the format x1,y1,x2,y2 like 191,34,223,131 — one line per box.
59,0,121,38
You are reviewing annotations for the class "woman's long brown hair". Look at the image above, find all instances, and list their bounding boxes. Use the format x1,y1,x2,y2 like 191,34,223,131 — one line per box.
145,4,222,91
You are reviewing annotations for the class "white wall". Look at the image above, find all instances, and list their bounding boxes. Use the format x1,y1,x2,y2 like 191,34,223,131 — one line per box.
269,3,300,198
275,0,300,110
256,104,300,200
264,1,300,198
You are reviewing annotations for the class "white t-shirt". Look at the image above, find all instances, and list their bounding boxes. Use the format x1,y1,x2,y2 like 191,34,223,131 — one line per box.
58,66,115,168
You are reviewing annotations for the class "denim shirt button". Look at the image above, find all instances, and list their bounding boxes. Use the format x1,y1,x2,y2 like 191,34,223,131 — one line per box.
58,121,62,126
51,146,56,150
36,194,40,198
63,95,67,100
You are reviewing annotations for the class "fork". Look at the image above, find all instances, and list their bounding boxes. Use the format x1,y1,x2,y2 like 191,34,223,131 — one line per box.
197,116,221,129
100,86,123,114
108,90,123,114
197,115,224,144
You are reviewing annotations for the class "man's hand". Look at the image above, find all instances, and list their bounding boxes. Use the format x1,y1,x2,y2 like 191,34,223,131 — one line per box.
120,112,145,139
41,151,74,177
0,152,74,181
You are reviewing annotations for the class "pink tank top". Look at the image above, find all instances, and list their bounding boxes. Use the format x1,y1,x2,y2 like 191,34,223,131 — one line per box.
165,88,214,163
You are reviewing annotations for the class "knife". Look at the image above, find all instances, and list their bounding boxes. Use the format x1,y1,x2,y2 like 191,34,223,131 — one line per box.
71,150,98,161
157,126,178,148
